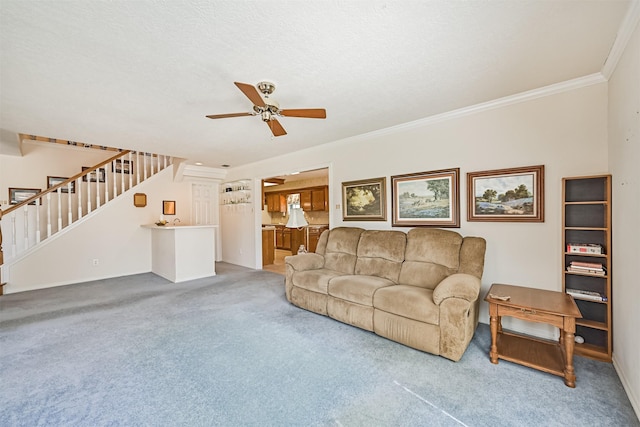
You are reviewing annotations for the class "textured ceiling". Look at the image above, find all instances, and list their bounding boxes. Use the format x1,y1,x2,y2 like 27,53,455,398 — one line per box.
0,1,633,168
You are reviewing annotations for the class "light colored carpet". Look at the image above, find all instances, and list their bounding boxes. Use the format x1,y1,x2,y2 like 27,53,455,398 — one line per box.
1,263,638,426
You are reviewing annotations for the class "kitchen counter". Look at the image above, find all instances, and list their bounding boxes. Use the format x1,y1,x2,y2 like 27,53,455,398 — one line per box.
142,224,216,282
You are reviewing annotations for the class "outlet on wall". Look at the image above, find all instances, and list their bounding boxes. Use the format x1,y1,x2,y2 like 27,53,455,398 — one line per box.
92,259,99,266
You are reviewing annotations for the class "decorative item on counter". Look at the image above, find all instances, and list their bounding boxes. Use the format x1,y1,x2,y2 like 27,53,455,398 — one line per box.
155,218,168,226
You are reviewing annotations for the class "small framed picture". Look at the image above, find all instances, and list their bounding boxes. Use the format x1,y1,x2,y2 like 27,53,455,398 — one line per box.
9,187,41,205
391,168,460,227
163,200,176,215
113,159,133,174
342,177,386,221
467,165,544,222
47,176,76,193
133,193,147,207
82,167,106,182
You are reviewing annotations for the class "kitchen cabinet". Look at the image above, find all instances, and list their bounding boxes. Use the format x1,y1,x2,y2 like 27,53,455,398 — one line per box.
290,228,306,255
262,228,275,265
266,186,327,213
311,187,328,211
299,186,328,211
266,193,286,212
300,191,312,211
275,226,291,250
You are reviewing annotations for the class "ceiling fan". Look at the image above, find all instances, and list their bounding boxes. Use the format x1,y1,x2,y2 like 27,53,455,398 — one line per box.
206,81,326,137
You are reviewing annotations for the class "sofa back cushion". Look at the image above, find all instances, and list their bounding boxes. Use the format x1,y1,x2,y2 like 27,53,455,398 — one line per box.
398,229,463,289
315,229,329,255
458,236,486,279
354,230,406,283
323,227,365,274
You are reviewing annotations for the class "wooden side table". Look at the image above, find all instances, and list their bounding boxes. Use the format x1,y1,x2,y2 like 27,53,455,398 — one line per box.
485,283,582,387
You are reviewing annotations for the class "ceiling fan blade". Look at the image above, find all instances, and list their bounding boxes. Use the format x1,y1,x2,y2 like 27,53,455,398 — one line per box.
267,119,287,137
206,112,254,119
280,108,326,119
234,81,266,107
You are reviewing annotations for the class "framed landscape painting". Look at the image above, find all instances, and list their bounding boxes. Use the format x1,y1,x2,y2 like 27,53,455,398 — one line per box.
467,165,544,222
82,167,106,183
342,177,386,221
113,159,132,174
391,168,460,227
9,187,41,205
47,176,76,193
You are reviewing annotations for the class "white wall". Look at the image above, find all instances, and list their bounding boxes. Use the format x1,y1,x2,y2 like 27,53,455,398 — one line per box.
608,19,640,417
2,167,194,293
220,202,255,268
226,82,609,339
0,140,114,207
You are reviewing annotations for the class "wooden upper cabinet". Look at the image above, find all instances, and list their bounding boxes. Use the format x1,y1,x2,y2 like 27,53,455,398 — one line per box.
311,187,328,211
266,186,328,212
266,193,286,212
300,191,312,211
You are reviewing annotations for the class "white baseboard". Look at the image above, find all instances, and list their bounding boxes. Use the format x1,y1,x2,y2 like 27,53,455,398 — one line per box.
613,354,640,421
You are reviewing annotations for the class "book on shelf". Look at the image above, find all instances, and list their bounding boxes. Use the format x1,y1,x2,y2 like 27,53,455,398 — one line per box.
570,261,605,269
567,261,605,275
566,243,603,254
567,266,606,275
566,288,607,302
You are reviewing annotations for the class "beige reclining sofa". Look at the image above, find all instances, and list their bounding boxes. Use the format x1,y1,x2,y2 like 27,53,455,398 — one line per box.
285,227,486,361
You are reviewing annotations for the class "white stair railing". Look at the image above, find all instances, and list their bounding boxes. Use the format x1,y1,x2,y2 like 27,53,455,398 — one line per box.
0,150,172,262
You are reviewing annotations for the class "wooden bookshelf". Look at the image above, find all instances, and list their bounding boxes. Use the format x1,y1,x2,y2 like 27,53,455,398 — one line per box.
562,175,612,362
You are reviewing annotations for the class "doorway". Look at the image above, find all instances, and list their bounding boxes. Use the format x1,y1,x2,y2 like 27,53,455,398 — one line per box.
261,167,329,274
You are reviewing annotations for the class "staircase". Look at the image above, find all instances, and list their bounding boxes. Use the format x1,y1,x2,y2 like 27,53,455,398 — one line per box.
0,149,173,293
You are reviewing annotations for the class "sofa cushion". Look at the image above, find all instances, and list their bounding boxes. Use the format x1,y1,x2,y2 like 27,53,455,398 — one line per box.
328,275,396,306
292,269,342,294
398,229,463,289
458,236,487,279
323,227,364,274
373,285,439,325
354,230,406,283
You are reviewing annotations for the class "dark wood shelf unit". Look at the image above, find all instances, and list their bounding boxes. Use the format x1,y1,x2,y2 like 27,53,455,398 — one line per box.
562,174,612,362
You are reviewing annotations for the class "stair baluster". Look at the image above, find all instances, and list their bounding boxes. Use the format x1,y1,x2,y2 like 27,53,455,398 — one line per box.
0,150,172,269
77,178,83,220
46,193,52,237
67,182,72,225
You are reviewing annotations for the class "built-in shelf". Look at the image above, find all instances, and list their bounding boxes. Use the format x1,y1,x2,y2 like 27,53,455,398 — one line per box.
562,174,612,362
221,179,251,205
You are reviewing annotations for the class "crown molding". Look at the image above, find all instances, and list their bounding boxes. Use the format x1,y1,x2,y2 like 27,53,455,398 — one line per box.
338,73,607,145
180,164,227,181
602,0,640,79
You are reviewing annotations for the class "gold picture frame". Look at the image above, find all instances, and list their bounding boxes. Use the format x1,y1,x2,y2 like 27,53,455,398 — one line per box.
391,168,460,227
342,177,386,221
163,200,176,215
133,193,147,207
467,165,544,222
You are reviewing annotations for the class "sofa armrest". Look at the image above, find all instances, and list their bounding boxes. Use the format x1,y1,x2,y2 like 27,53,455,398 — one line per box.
432,273,481,305
285,253,325,271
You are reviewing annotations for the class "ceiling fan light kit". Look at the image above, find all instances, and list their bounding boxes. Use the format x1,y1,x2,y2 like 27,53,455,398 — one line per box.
206,81,326,137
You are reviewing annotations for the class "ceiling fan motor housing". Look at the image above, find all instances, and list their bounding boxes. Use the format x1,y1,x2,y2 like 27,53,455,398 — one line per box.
206,81,325,136
253,94,280,121
257,81,276,95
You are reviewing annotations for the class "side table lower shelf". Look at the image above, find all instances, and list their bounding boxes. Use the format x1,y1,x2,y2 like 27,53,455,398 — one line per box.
496,332,565,378
485,283,582,388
